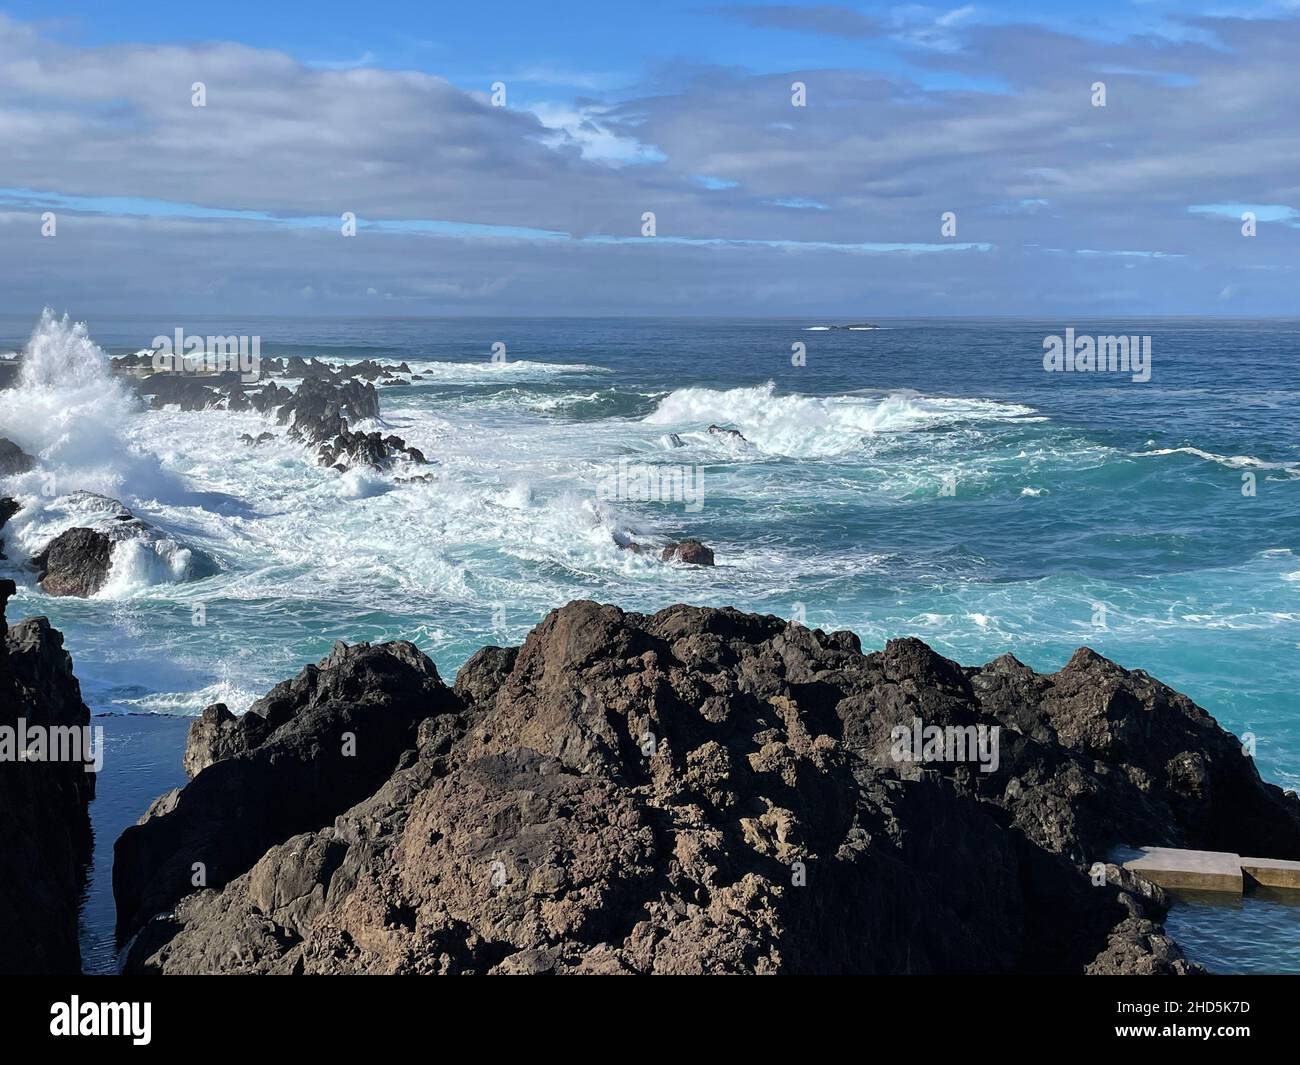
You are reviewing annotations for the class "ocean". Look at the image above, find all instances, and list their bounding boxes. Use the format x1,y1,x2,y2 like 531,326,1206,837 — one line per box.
1,312,1297,973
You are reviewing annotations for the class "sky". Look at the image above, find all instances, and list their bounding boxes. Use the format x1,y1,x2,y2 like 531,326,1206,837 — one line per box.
1,1,1297,316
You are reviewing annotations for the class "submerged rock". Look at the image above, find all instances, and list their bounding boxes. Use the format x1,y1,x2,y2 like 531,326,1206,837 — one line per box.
707,424,747,442
0,580,95,973
118,599,1300,975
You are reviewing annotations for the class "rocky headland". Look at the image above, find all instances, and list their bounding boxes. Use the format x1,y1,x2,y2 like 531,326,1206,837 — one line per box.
108,600,1300,975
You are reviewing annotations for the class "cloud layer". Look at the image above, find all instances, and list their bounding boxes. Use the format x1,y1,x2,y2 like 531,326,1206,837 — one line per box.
1,9,1297,315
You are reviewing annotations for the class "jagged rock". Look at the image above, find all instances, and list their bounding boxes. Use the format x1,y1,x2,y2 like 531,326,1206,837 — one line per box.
238,432,275,447
661,539,715,566
279,377,380,431
840,639,1300,865
0,580,95,973
114,639,460,943
183,703,260,778
119,600,1285,975
278,378,423,470
137,373,233,411
0,437,36,475
32,528,114,597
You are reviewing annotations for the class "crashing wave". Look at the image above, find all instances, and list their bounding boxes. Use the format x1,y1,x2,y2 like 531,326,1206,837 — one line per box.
643,381,1038,459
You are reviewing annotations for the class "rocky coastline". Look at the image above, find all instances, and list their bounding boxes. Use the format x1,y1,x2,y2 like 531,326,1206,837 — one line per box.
91,599,1300,975
4,350,1299,974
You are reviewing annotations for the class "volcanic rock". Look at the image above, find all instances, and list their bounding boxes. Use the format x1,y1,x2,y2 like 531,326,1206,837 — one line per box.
30,494,218,598
661,539,715,565
0,580,95,973
114,639,461,943
116,600,1296,975
32,528,114,597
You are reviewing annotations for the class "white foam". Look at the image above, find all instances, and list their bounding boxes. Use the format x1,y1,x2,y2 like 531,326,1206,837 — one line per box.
643,381,1038,458
1132,446,1300,475
405,359,608,383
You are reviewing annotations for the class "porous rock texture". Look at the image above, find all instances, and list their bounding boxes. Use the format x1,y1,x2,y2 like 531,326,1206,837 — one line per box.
114,638,458,943
120,601,1300,974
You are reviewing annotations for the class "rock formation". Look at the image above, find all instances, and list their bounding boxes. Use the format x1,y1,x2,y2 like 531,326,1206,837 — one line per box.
32,527,115,597
0,581,96,973
114,639,459,943
30,493,218,598
118,600,1300,975
112,358,426,471
661,539,715,565
0,437,36,475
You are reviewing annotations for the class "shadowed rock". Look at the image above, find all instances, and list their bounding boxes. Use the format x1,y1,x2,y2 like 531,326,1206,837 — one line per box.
0,437,36,475
0,580,95,973
113,638,461,943
32,528,114,597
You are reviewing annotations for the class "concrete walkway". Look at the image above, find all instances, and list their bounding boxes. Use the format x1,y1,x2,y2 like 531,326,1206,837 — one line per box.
1123,847,1300,894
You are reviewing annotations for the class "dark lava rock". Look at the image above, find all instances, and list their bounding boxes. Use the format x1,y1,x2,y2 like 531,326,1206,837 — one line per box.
32,527,114,597
277,378,423,470
0,580,96,973
840,638,1300,865
30,494,219,599
279,377,380,432
116,600,1293,975
707,424,747,442
661,539,715,566
0,496,18,560
0,437,36,475
114,638,461,944
137,373,237,412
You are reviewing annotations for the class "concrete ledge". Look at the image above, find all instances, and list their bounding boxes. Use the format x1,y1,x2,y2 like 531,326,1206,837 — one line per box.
1122,847,1244,894
1240,857,1300,890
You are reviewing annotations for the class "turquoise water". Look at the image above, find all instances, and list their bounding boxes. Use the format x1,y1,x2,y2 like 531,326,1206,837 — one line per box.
1,313,1297,972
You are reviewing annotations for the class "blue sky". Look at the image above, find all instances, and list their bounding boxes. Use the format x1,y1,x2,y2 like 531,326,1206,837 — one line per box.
1,2,1298,314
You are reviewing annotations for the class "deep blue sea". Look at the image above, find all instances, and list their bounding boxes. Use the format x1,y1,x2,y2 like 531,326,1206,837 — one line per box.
1,313,1297,973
